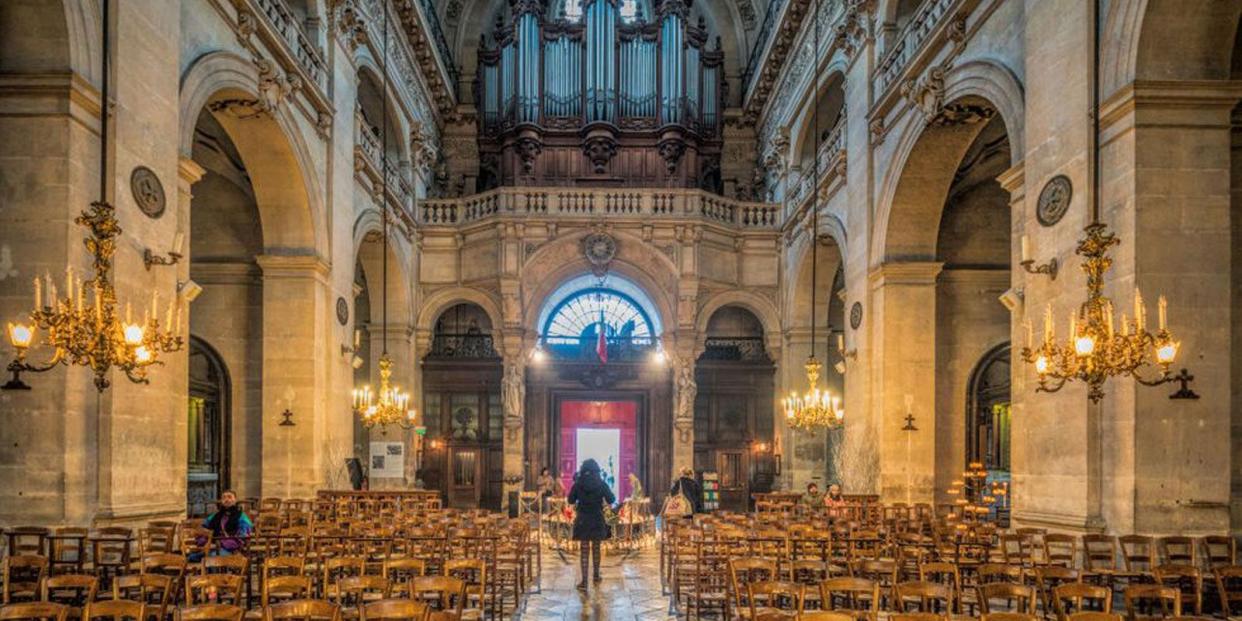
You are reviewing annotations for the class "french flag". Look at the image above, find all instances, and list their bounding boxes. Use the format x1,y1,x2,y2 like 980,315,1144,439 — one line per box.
596,312,608,364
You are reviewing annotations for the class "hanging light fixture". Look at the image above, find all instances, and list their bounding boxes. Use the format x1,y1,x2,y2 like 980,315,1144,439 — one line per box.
4,0,183,393
1019,1,1192,403
783,0,844,432
352,1,414,429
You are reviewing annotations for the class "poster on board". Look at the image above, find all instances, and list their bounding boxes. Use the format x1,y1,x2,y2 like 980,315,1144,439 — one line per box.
369,442,405,478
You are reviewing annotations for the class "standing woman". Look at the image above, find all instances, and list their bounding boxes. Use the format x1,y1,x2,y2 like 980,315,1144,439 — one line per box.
567,458,615,591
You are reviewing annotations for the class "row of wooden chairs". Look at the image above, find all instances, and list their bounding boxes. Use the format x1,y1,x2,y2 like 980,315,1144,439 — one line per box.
0,598,446,621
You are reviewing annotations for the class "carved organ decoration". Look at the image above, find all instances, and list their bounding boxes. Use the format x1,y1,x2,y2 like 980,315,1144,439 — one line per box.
477,0,725,188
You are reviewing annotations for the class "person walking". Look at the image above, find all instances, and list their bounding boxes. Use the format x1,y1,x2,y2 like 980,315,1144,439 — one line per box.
669,467,702,515
567,458,616,591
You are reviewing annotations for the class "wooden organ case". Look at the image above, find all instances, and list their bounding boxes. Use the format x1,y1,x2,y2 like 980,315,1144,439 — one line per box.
476,0,725,190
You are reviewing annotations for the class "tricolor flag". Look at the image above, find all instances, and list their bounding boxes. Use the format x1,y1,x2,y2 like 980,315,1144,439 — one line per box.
596,311,608,364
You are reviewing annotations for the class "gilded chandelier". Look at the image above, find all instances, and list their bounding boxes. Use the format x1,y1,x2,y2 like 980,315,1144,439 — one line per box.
783,356,845,431
351,0,413,430
4,0,182,393
353,355,413,429
783,0,844,433
1020,222,1180,403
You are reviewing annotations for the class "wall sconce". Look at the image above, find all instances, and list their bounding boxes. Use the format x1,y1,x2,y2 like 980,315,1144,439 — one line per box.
143,232,184,270
836,333,857,369
1019,234,1058,280
341,329,363,368
279,409,295,426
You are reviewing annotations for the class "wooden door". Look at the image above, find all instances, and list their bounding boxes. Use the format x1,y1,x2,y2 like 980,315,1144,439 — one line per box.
715,450,748,512
448,447,482,508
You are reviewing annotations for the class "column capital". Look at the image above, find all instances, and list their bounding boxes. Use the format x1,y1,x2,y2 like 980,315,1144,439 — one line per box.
868,261,944,288
178,157,206,185
996,159,1024,198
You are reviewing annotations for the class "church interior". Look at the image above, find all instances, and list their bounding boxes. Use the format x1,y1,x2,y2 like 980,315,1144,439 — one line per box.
1,0,1241,619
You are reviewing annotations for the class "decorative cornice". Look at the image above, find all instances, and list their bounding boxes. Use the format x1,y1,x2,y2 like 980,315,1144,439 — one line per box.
394,0,459,116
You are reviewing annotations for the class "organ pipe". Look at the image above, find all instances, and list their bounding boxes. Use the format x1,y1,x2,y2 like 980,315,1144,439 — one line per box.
478,0,720,130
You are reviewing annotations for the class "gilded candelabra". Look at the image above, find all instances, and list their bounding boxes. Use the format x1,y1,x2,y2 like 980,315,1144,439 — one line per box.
1020,222,1184,403
783,356,845,431
352,355,414,429
5,200,183,392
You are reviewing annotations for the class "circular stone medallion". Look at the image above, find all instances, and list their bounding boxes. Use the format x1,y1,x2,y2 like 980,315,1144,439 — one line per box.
336,297,350,326
130,166,166,219
849,302,863,330
1036,174,1072,227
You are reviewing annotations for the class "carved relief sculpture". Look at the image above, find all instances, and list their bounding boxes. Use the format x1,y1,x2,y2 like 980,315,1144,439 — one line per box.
502,362,526,441
675,360,697,444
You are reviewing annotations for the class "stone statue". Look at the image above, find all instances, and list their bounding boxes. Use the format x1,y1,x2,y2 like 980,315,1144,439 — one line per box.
502,362,525,439
674,361,696,443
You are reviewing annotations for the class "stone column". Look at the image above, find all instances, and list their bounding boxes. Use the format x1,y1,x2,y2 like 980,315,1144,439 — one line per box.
869,261,942,503
257,255,331,498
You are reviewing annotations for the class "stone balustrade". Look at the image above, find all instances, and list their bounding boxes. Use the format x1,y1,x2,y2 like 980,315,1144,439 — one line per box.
419,187,781,229
247,0,328,93
874,0,960,98
354,108,414,217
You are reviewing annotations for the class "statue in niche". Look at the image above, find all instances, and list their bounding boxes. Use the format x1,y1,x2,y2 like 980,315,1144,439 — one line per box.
502,362,525,440
674,360,696,443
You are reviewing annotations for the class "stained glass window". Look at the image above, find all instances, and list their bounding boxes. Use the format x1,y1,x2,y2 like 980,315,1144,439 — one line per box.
543,288,654,345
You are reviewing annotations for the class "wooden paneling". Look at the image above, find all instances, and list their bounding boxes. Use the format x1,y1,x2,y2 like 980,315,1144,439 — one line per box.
693,360,776,512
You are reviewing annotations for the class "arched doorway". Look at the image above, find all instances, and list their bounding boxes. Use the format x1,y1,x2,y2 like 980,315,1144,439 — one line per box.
966,343,1011,474
524,272,671,506
695,306,775,511
422,303,503,508
188,337,231,517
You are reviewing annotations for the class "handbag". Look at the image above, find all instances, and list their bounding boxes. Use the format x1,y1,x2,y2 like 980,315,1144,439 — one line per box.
661,492,691,518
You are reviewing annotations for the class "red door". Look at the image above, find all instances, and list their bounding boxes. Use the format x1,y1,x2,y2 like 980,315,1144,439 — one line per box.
559,400,639,500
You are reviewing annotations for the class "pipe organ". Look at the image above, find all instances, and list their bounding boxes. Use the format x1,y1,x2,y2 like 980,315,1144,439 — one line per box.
477,0,725,190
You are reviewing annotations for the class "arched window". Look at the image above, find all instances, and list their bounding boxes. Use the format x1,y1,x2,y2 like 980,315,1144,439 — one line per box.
543,288,654,345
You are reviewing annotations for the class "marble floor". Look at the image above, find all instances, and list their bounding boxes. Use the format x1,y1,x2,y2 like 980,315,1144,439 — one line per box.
519,545,676,621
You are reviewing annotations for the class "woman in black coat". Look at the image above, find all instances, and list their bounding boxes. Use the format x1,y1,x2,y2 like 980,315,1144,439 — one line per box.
567,458,616,591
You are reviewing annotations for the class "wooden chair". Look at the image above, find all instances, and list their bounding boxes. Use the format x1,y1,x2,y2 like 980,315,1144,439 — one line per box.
797,613,856,621
177,605,243,621
111,574,172,621
1156,538,1195,567
981,614,1038,621
1213,565,1242,616
0,602,68,621
201,557,247,577
49,530,89,576
978,583,1036,615
1035,566,1082,616
1052,583,1111,621
334,577,389,621
262,576,312,608
267,600,340,621
1153,565,1201,616
321,559,365,602
1045,535,1079,568
1067,614,1123,621
178,529,213,561
360,600,427,621
748,582,803,621
443,560,486,621
380,561,424,599
4,556,49,604
1118,536,1157,585
6,528,50,557
1200,537,1236,569
82,600,145,621
852,560,898,609
1122,584,1180,621
184,575,244,607
137,528,176,558
408,577,464,621
731,559,779,619
887,614,941,621
893,581,953,614
818,578,879,621
90,529,133,582
917,562,961,612
41,575,98,620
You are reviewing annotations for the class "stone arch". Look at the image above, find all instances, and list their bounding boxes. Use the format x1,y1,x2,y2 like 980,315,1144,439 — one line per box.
1101,0,1242,96
782,220,847,327
179,50,325,256
416,287,505,339
695,289,782,356
872,60,1024,266
354,60,413,164
353,216,415,329
520,232,679,337
786,63,850,165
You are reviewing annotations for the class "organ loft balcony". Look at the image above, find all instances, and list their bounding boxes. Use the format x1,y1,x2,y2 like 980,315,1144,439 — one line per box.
473,0,726,190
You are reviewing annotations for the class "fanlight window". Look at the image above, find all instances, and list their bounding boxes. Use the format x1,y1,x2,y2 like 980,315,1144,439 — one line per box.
543,288,654,345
